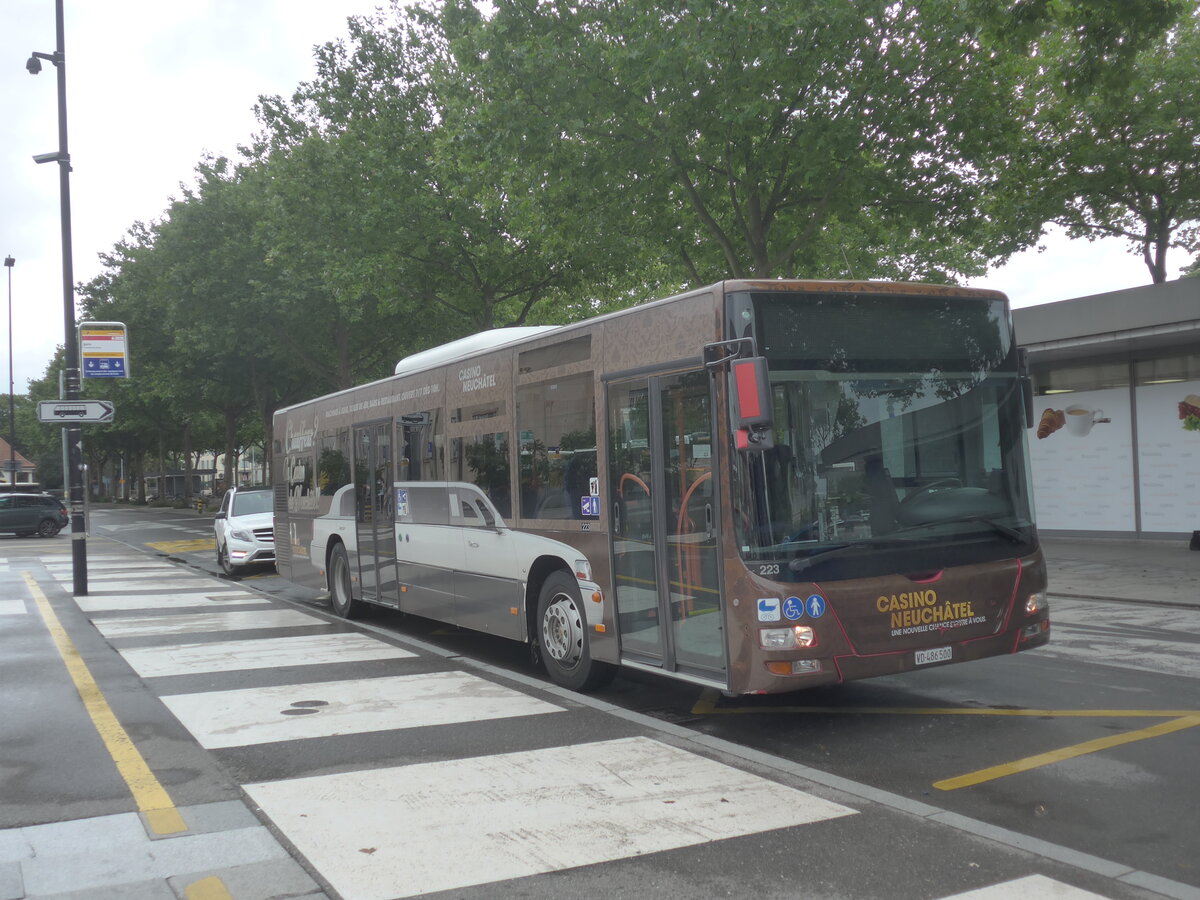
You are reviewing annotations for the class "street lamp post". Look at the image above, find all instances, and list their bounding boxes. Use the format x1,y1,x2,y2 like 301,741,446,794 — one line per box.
3,256,14,486
28,0,87,595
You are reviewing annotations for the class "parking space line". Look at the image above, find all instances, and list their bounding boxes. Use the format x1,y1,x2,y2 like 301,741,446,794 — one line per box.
692,689,1200,793
934,715,1200,791
25,573,188,836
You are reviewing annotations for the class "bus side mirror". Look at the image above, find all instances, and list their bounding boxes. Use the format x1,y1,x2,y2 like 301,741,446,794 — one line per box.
731,356,774,451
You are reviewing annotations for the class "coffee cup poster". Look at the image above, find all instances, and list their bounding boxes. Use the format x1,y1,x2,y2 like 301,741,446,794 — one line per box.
1036,405,1112,439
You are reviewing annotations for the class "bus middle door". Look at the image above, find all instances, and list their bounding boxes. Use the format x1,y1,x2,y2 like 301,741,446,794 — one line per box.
353,421,399,607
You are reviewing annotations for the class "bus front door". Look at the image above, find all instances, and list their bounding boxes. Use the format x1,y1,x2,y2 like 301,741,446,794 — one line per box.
353,421,399,607
608,370,726,683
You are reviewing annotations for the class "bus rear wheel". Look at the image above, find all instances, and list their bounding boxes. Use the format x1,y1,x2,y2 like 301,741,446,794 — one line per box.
328,543,364,619
536,570,613,692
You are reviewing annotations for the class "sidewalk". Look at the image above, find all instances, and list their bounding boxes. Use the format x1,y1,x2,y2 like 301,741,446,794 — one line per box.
1039,534,1200,608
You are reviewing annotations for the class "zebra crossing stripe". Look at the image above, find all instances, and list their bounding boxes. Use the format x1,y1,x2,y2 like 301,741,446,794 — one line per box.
245,735,856,900
77,593,262,612
119,632,416,678
93,608,322,639
936,874,1110,898
160,671,562,748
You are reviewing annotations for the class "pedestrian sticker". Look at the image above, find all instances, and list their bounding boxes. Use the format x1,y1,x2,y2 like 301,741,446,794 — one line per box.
395,488,409,517
757,597,781,622
581,496,601,517
806,594,826,618
783,596,804,620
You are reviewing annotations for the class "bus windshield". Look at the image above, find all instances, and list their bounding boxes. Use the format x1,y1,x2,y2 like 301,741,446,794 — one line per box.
728,290,1036,581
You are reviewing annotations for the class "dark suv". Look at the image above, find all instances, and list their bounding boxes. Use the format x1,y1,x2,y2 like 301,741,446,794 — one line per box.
0,493,69,538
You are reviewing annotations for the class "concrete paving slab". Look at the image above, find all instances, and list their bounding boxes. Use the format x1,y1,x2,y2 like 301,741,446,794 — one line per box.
18,825,287,896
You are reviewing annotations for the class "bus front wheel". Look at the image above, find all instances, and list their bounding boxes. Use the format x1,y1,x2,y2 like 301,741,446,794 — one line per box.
536,570,613,692
328,543,363,619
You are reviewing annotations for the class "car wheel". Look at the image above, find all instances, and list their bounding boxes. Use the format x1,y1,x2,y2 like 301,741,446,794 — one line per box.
328,543,363,619
36,519,61,538
217,542,237,577
536,570,613,692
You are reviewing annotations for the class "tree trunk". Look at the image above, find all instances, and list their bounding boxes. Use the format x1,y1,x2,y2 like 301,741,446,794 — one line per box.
182,422,194,502
223,406,239,494
261,405,275,485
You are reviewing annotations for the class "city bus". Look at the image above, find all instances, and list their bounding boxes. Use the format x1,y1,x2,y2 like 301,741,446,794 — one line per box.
272,279,1049,695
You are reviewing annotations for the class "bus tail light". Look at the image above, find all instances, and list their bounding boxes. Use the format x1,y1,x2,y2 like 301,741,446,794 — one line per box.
758,625,817,650
1025,591,1047,615
574,559,593,581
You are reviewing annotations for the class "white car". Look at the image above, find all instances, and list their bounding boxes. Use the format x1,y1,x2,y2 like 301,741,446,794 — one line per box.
214,487,276,576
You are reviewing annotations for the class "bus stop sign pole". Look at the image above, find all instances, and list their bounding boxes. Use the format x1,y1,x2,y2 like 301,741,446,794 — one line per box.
30,0,86,595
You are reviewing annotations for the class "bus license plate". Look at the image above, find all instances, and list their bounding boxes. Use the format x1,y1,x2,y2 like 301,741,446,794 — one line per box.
915,646,952,666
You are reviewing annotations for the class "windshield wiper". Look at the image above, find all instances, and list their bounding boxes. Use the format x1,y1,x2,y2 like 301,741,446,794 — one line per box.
788,543,859,575
892,516,1026,544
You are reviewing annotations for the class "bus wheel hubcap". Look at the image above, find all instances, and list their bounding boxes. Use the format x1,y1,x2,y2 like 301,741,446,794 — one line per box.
543,595,583,667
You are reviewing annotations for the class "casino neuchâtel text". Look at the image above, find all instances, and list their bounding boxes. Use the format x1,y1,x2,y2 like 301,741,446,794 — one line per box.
876,590,983,635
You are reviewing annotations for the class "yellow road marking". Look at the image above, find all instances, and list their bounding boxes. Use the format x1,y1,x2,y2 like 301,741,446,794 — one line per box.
184,876,234,900
692,688,1200,791
935,715,1200,791
691,690,1195,719
147,538,215,553
26,573,188,835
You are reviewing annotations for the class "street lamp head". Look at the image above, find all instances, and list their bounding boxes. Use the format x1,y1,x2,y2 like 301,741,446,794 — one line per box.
25,55,42,75
32,151,61,165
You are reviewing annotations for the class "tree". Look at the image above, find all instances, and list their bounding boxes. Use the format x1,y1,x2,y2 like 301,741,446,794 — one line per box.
1021,8,1200,282
254,3,647,347
445,0,1191,285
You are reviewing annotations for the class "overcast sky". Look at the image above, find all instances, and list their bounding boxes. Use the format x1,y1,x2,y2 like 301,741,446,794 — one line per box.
2,1,1162,391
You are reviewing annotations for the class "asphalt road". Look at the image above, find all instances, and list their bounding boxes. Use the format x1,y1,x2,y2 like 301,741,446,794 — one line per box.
3,504,1196,900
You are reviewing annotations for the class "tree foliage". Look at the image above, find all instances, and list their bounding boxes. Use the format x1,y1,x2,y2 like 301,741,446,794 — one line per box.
1019,7,1200,282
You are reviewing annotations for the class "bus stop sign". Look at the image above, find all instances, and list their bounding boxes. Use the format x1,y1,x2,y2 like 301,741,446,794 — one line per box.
79,321,130,378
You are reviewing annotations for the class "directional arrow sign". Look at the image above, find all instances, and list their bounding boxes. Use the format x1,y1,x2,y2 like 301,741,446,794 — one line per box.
37,400,115,423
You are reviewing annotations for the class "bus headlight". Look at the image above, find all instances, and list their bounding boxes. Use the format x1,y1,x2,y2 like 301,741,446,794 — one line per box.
1025,591,1047,615
758,625,817,650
